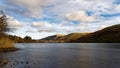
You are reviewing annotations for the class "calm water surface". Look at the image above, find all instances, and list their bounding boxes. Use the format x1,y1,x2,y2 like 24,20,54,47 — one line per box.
0,43,120,68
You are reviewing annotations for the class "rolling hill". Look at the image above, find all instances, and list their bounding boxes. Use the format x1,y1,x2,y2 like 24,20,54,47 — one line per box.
58,33,89,42
70,24,120,43
40,33,89,42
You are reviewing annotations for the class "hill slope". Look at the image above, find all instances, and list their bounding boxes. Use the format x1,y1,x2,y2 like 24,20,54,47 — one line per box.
41,34,65,40
40,33,89,42
58,33,89,42
70,24,120,43
40,34,65,42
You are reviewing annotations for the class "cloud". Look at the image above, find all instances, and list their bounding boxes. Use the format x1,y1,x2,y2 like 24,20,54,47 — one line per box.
115,4,120,12
32,21,52,27
48,0,115,16
66,10,95,22
26,30,37,33
31,14,120,34
7,16,22,28
32,22,45,27
87,16,120,31
31,21,58,33
31,21,79,33
8,0,57,18
3,0,119,19
31,21,60,33
38,29,58,33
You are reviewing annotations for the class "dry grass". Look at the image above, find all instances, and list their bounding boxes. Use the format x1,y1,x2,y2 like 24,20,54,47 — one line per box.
0,38,14,48
0,38,18,52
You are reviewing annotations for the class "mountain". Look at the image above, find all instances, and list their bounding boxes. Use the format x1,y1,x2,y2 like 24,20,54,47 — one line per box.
70,24,120,43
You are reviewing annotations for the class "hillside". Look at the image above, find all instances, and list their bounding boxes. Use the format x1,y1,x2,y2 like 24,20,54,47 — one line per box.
41,34,65,40
58,33,89,42
40,34,65,42
70,24,120,43
40,33,89,42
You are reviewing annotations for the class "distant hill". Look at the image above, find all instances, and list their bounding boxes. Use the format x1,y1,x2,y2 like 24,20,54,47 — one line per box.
58,33,89,42
70,24,120,43
41,34,65,40
40,33,89,42
40,34,65,42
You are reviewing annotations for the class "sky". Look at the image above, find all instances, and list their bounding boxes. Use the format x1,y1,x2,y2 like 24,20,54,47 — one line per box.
0,0,120,39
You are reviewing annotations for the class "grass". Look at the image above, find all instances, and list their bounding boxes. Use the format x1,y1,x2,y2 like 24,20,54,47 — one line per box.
0,38,18,52
0,38,14,48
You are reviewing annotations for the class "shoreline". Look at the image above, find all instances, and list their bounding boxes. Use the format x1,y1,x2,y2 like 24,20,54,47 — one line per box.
0,47,19,52
0,47,19,66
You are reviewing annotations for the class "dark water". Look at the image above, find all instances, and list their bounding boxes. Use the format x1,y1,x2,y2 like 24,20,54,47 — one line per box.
0,43,120,68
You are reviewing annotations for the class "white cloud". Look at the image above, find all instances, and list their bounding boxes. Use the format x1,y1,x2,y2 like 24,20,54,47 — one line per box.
31,14,120,34
32,22,45,27
7,16,22,28
88,17,120,31
6,0,119,19
66,10,95,22
31,21,80,33
32,21,52,27
9,0,57,18
48,0,115,16
115,5,120,12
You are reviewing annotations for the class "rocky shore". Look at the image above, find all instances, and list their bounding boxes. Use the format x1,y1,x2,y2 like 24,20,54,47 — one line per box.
0,47,20,67
0,57,29,68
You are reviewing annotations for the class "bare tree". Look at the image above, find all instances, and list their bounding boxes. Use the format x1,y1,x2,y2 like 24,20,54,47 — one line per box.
0,10,10,34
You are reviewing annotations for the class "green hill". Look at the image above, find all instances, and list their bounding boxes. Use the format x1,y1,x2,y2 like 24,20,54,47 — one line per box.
70,24,120,43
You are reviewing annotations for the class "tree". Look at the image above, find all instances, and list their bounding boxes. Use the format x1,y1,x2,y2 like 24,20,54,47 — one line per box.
0,11,10,34
24,36,32,40
24,36,32,42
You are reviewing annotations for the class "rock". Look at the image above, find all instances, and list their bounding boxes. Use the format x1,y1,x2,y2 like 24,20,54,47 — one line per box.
13,63,16,65
26,61,29,64
10,64,12,67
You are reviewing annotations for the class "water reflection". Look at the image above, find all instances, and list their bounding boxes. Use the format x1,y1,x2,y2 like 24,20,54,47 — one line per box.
0,43,120,68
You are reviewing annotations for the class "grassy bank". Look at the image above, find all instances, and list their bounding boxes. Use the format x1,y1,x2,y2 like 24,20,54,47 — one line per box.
0,38,14,48
0,38,18,52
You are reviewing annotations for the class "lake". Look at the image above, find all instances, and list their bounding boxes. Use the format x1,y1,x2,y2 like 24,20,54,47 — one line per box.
0,43,120,68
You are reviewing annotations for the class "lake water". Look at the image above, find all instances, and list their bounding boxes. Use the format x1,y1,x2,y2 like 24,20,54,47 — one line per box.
0,43,120,68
